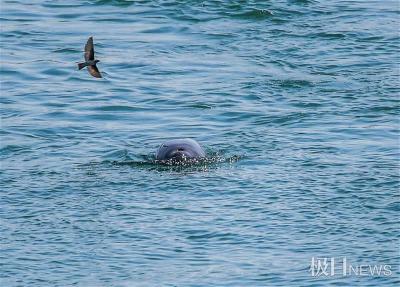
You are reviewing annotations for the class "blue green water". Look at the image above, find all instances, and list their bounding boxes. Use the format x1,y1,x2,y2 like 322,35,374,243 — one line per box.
1,0,399,286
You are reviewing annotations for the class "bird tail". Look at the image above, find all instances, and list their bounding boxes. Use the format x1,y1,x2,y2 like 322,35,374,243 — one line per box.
77,62,87,70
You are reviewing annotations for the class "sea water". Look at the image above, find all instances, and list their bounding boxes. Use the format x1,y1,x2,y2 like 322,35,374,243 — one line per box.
1,1,399,286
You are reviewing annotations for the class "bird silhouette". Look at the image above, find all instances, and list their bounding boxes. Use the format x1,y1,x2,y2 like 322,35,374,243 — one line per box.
78,37,102,78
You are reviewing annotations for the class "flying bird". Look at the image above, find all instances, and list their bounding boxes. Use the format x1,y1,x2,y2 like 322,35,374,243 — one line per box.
78,36,102,78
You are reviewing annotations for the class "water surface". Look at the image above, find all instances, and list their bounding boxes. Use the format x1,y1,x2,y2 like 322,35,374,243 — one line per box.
1,0,399,286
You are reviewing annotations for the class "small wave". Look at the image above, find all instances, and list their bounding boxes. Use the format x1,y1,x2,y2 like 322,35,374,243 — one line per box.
53,48,80,54
2,30,45,38
186,230,239,242
41,67,70,76
41,3,85,8
90,105,144,112
311,32,347,39
271,79,314,88
232,9,274,20
289,0,317,5
100,149,241,172
0,67,42,81
55,13,83,19
140,26,180,34
185,102,214,110
91,0,135,7
0,144,31,157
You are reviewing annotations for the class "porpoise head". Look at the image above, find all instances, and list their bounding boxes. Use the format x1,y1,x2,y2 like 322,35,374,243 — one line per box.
156,139,205,163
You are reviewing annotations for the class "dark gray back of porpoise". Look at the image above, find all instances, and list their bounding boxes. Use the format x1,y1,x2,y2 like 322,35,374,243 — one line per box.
156,139,205,161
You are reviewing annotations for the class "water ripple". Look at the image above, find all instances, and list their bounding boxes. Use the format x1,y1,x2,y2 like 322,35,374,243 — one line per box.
1,0,399,286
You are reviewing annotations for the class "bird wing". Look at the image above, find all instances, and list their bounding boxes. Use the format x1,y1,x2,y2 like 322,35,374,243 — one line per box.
88,64,102,78
84,37,95,61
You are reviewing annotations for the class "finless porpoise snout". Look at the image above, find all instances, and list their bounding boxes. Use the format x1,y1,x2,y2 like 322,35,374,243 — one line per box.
155,139,206,163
